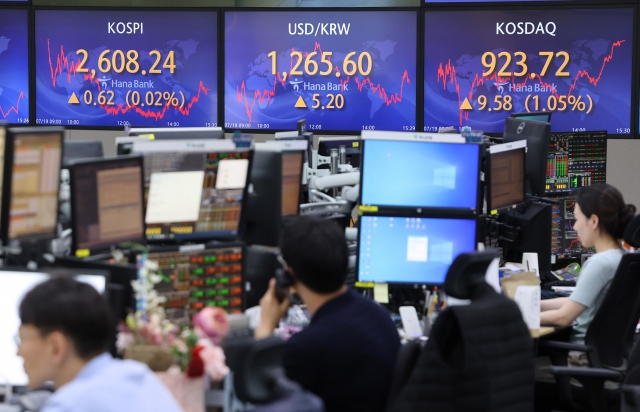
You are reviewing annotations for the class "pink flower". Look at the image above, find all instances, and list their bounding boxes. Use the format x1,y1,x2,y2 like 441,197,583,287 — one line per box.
193,307,229,345
198,340,229,382
116,332,135,353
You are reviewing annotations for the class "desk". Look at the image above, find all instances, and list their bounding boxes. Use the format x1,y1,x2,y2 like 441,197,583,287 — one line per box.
531,327,556,339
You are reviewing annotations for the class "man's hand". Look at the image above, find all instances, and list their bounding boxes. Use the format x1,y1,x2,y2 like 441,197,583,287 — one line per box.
255,278,291,339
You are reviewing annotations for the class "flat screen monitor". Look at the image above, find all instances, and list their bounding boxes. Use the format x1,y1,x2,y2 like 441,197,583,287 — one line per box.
357,215,477,285
149,245,244,323
551,196,596,257
132,139,252,242
2,127,63,243
224,10,418,132
503,118,550,197
0,9,29,124
317,136,361,169
243,145,304,247
128,127,224,140
546,131,607,194
511,111,552,124
69,156,145,254
0,269,106,387
282,151,304,217
35,10,218,128
487,140,526,211
360,138,481,212
423,8,633,136
63,140,104,165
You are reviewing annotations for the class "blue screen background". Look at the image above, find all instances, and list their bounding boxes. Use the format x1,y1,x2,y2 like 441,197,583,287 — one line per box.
35,10,218,128
424,8,633,135
359,216,477,284
0,9,29,124
361,140,479,209
224,11,417,132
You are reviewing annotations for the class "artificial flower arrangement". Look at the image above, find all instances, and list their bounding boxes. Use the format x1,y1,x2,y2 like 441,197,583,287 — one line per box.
116,252,230,381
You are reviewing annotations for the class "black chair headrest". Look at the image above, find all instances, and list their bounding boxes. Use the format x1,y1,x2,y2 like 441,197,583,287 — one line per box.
226,335,286,404
444,249,498,300
624,215,640,248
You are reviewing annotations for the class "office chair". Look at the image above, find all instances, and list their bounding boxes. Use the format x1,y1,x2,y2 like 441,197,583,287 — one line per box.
385,340,422,410
542,214,640,411
388,249,535,412
224,335,323,412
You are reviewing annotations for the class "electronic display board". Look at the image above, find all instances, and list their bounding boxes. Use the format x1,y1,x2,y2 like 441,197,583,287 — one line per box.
224,10,417,132
0,9,29,124
35,10,218,128
423,8,634,135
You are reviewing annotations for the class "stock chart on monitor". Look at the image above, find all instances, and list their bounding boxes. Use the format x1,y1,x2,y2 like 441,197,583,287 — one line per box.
35,10,218,128
224,11,417,132
546,131,607,194
551,196,595,257
0,9,29,124
423,8,633,135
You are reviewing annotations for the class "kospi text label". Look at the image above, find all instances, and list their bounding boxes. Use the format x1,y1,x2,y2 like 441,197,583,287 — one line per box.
108,22,144,34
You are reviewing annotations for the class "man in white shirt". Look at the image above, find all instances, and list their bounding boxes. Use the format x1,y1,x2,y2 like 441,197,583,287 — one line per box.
17,276,182,412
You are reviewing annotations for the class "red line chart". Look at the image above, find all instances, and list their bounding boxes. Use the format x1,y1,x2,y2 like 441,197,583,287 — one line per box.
235,41,411,122
0,91,25,119
47,40,211,120
436,40,626,126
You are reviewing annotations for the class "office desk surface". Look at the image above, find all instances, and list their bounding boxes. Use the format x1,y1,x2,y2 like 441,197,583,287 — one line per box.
531,327,556,339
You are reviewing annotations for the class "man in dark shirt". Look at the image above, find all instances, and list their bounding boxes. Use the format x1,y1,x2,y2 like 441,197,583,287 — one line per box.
256,216,401,412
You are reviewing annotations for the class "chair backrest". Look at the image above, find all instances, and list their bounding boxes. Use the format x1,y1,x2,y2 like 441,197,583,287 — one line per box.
585,215,640,368
388,251,534,412
444,249,498,299
385,340,422,411
226,335,286,404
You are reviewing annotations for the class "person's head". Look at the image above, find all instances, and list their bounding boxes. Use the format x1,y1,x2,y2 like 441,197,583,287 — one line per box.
574,183,636,249
17,276,111,388
279,216,348,295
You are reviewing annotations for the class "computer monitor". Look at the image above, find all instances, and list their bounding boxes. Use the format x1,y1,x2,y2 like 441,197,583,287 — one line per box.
244,147,281,247
487,140,526,212
68,156,145,254
128,127,225,140
132,139,253,242
511,111,552,124
551,195,596,258
503,118,550,197
281,150,304,217
317,136,361,169
0,268,107,387
149,244,244,323
357,214,477,285
546,131,607,194
62,140,104,166
360,138,481,213
2,127,64,244
244,144,304,247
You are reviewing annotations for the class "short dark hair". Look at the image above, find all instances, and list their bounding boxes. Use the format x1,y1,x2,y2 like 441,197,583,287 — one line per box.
280,216,348,293
19,276,112,358
576,183,636,240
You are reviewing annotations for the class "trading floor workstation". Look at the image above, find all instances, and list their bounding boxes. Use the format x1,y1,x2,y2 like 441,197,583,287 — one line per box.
0,0,639,411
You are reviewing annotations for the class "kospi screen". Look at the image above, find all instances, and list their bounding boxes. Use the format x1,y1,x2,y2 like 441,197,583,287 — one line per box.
0,9,29,124
224,11,417,132
424,8,633,135
35,10,218,128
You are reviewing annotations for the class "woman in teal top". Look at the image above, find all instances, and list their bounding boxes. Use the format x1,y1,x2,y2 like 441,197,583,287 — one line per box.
540,183,636,345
